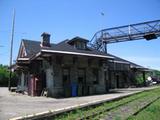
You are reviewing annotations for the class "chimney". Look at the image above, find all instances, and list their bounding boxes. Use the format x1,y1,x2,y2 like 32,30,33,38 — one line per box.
41,32,51,47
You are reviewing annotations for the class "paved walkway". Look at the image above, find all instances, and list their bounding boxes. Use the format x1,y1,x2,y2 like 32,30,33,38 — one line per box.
0,86,158,120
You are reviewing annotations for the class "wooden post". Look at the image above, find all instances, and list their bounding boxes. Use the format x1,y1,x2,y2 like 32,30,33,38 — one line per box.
143,71,146,86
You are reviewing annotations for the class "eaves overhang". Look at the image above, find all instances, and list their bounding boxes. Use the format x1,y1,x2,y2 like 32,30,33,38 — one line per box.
39,49,114,59
130,66,150,71
17,58,29,61
16,57,30,64
108,60,130,64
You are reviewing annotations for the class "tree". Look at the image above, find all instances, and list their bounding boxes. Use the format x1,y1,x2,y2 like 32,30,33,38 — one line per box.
153,70,160,77
0,64,18,87
135,73,144,86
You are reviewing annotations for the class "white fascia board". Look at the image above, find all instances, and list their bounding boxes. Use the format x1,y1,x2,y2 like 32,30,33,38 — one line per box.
41,49,114,59
108,60,129,64
29,52,41,60
130,65,144,69
35,52,41,58
17,58,29,61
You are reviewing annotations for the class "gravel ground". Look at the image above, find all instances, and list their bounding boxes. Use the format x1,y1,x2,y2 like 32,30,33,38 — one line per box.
0,86,158,120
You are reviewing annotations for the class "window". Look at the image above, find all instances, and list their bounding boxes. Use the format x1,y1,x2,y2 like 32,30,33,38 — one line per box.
78,69,86,84
75,41,86,50
24,74,29,86
93,69,99,84
62,68,70,86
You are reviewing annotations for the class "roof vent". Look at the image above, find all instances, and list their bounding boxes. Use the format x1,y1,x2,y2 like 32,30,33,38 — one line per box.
41,32,51,47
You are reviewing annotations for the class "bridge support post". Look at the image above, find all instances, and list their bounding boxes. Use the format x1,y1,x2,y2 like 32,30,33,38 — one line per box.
104,42,107,53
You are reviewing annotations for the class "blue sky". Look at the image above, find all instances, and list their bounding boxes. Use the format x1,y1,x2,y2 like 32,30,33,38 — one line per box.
0,0,160,70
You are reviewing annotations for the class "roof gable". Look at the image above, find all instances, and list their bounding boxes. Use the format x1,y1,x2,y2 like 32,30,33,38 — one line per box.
17,41,27,58
17,37,114,60
67,36,89,44
22,39,41,57
21,39,55,58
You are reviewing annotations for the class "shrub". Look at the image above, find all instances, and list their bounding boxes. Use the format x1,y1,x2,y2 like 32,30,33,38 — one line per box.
0,64,18,87
135,73,144,86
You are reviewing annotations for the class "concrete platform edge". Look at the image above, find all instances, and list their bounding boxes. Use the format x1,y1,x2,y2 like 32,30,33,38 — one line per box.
9,88,155,120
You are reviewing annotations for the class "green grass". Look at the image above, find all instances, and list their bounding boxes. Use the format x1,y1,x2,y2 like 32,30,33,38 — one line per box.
128,98,160,120
52,87,160,120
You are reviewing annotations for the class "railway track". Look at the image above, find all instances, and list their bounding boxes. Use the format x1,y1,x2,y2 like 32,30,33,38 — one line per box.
75,89,160,120
76,92,148,120
51,88,160,120
102,95,160,120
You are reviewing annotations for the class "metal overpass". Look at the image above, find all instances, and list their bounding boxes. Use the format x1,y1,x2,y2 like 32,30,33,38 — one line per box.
89,20,160,53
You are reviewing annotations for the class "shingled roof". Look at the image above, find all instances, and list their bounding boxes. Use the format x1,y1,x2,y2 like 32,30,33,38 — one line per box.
22,39,56,58
108,53,147,69
18,36,147,71
18,37,114,61
46,39,113,58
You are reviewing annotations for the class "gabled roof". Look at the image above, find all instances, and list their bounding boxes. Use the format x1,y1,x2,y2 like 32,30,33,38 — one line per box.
67,36,89,44
17,37,148,71
45,39,112,58
108,53,147,70
107,54,130,64
22,39,40,57
21,39,55,58
17,38,114,61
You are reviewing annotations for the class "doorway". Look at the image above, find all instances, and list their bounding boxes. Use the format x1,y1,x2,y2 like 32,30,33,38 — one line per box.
78,68,87,96
62,68,71,97
116,74,120,88
41,70,46,89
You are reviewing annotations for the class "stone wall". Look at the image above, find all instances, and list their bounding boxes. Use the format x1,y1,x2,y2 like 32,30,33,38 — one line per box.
17,71,29,92
17,55,133,97
44,55,108,97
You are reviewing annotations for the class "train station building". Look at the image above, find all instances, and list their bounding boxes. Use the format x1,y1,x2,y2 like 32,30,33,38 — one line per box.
15,32,148,97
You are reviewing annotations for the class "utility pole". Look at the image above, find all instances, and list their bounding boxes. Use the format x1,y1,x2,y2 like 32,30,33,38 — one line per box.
9,9,15,91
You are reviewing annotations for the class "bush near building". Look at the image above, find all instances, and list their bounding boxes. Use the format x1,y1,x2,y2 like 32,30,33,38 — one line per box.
0,64,18,87
135,73,144,86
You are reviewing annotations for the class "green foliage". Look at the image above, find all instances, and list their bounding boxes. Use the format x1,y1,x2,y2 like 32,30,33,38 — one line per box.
128,98,160,120
135,73,144,86
0,64,18,87
0,64,9,86
153,70,160,77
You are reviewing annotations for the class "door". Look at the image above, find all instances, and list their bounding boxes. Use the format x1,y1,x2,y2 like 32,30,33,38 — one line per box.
108,70,112,89
62,68,71,97
78,68,87,96
41,70,46,89
105,71,109,92
116,74,120,88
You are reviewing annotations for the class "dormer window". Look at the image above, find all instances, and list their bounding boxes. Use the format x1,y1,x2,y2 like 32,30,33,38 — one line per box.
75,41,86,50
68,36,89,50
